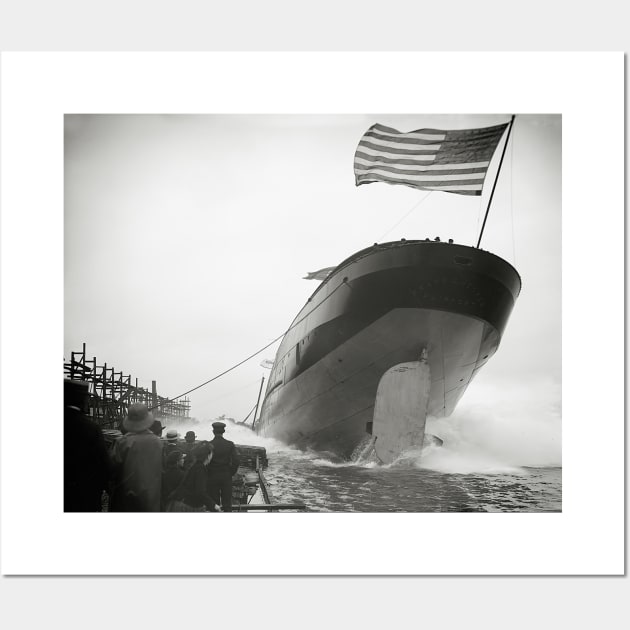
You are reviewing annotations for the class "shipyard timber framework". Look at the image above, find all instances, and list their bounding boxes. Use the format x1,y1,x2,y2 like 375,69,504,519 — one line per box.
64,343,190,429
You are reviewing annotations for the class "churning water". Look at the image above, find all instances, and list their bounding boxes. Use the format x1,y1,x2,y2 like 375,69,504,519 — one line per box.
262,449,561,513
175,398,562,513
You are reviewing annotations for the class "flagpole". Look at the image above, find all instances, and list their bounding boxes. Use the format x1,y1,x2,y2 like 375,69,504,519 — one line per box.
476,115,516,248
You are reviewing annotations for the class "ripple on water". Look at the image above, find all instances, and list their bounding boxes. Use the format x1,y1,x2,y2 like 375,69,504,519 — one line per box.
264,450,561,513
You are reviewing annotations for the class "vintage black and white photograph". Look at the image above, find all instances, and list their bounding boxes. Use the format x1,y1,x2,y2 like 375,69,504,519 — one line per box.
64,113,561,514
0,36,625,630
1,50,623,579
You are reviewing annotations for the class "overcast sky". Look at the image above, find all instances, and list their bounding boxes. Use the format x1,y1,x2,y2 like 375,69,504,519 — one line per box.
64,113,561,426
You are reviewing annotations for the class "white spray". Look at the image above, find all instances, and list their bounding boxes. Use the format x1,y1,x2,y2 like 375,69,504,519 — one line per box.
420,378,561,474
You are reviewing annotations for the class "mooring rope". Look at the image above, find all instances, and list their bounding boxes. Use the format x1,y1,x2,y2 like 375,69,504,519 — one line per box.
152,278,350,408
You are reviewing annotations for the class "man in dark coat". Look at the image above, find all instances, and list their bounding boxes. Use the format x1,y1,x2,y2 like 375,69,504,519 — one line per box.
180,430,197,470
162,429,182,470
150,419,165,437
206,421,240,512
169,443,221,512
64,379,110,512
109,402,163,512
161,450,185,511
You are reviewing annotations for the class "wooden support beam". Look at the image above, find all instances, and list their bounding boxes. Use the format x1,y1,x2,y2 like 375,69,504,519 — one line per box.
65,344,191,424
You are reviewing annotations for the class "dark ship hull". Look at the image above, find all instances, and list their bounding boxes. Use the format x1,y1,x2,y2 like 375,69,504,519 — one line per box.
256,240,521,459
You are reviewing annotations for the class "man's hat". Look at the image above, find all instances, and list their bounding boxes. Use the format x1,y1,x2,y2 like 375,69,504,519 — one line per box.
185,431,196,442
64,379,89,409
212,421,226,432
166,429,179,440
123,403,154,433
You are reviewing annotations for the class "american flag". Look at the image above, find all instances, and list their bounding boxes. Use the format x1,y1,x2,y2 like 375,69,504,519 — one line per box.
354,122,509,196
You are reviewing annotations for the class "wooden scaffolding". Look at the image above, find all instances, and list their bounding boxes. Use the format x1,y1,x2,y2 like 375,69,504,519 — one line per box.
64,343,191,429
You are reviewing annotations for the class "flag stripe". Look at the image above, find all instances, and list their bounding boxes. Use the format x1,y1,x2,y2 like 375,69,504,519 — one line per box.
424,185,483,192
356,148,490,169
354,122,508,196
363,130,445,147
356,172,484,187
357,149,436,163
357,175,482,195
354,156,488,175
355,166,486,182
358,135,504,158
371,123,446,140
365,124,506,144
362,137,443,151
358,140,440,156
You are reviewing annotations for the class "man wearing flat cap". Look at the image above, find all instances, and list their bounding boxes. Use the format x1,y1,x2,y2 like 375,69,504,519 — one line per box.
206,421,240,512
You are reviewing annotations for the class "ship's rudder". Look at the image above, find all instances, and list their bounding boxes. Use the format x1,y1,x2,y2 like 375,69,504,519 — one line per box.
372,351,430,464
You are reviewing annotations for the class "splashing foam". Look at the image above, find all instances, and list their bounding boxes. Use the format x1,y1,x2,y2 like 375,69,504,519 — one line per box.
162,418,294,454
419,378,562,474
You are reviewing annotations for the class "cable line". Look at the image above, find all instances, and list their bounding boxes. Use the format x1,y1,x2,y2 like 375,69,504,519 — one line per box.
376,191,432,242
154,278,350,409
151,334,284,409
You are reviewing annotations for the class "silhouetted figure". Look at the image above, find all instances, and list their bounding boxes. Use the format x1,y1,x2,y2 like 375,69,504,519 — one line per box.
180,431,197,470
206,421,240,512
162,428,182,469
64,379,110,512
162,450,185,511
110,403,163,512
167,443,221,512
150,419,165,437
